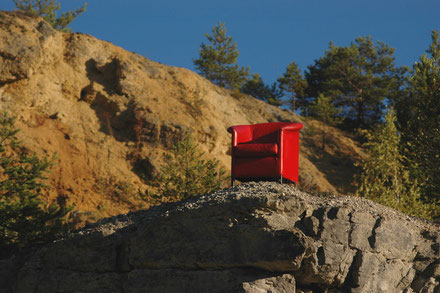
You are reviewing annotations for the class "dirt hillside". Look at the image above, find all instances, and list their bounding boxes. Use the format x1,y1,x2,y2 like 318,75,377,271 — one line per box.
0,11,365,221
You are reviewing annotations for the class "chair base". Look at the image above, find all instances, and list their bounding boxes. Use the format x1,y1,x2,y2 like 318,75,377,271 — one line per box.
231,175,296,187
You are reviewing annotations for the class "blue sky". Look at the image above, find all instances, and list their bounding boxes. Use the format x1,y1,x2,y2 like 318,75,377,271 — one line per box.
1,0,439,84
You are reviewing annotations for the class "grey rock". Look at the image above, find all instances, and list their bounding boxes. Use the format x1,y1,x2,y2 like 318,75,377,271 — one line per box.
1,182,440,292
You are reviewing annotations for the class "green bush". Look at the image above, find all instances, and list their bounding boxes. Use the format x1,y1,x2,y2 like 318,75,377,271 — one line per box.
149,135,227,201
355,110,435,220
0,112,72,258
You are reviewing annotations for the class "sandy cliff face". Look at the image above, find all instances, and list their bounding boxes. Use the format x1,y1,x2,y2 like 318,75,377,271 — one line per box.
0,11,365,219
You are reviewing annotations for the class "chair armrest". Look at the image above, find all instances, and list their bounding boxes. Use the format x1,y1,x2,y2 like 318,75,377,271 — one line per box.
280,123,303,132
227,125,253,146
278,123,303,152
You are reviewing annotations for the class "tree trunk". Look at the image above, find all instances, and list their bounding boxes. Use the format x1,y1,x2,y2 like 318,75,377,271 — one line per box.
291,92,296,112
356,101,364,128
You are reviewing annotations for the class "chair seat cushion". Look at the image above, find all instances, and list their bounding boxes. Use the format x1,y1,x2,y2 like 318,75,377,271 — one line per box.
234,143,278,157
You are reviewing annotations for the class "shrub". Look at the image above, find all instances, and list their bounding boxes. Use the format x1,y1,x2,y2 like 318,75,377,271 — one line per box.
355,110,435,219
149,135,227,200
0,112,72,257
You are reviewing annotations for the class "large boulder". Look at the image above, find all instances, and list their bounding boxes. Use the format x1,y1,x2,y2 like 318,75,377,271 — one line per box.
1,182,439,292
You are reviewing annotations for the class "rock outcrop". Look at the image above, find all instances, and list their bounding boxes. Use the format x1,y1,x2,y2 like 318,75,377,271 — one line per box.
2,182,439,292
0,11,365,220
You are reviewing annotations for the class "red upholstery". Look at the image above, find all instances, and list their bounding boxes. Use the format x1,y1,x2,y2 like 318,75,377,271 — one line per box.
227,122,303,184
234,143,278,157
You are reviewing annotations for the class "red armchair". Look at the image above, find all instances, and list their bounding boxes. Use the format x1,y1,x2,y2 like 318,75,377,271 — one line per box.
227,122,303,186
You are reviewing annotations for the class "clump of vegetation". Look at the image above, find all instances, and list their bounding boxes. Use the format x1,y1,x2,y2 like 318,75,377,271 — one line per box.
95,176,140,206
149,135,227,201
355,110,435,220
13,0,87,32
0,112,72,258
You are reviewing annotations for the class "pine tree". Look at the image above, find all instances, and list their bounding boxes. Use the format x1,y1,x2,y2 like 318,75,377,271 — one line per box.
241,73,283,106
0,112,72,257
267,82,284,106
193,22,249,90
394,30,440,204
308,94,341,150
150,135,227,200
355,110,433,219
277,62,307,112
13,0,87,32
305,37,402,129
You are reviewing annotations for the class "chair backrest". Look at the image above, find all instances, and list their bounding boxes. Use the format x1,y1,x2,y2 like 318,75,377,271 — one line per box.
250,122,290,143
228,122,302,145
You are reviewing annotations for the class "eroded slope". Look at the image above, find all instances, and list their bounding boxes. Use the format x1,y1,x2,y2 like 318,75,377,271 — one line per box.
0,11,365,219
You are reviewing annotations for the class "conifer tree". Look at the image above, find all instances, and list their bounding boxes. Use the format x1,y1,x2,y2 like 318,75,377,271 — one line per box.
0,112,72,257
355,110,433,219
241,73,283,106
267,82,284,107
13,0,87,32
305,37,401,129
277,62,307,112
150,135,227,200
394,30,440,204
193,22,249,90
308,94,341,150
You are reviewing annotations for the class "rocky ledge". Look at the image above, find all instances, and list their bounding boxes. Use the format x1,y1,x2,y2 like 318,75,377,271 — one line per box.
1,182,439,292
